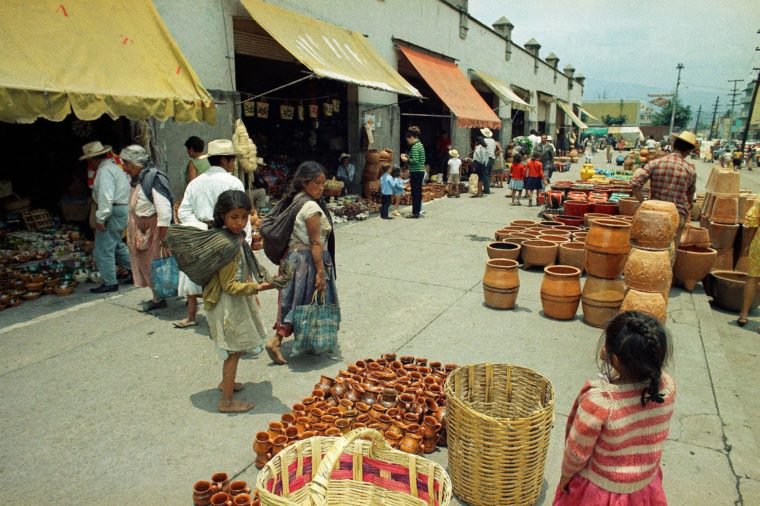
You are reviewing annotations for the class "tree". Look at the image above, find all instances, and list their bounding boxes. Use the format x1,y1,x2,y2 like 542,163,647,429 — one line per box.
602,114,627,126
651,98,692,129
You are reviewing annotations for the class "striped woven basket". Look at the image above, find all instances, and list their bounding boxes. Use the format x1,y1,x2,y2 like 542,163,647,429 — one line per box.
256,428,452,506
445,364,555,506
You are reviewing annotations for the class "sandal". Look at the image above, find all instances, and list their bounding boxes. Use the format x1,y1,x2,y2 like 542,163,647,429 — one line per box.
173,319,198,329
738,316,748,327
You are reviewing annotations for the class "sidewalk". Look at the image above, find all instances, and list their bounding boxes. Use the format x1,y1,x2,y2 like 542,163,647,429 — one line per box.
0,152,757,504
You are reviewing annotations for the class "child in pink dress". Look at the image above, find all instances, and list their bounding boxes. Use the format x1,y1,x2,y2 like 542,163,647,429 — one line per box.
554,311,675,506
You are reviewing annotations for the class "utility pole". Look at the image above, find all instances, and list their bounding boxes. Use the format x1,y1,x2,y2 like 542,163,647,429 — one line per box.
728,79,744,140
709,96,720,140
668,63,684,137
740,69,760,152
693,104,702,133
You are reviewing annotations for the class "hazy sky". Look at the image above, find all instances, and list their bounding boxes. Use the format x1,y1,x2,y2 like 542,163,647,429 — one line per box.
468,0,760,113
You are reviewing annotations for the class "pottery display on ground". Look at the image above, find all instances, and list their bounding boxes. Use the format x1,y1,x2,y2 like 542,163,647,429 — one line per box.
583,212,610,228
703,270,760,312
572,231,588,243
538,234,571,245
620,289,667,324
486,242,521,261
521,240,558,270
592,202,619,215
623,248,672,293
673,246,717,292
540,265,582,320
630,208,676,251
617,197,642,216
556,215,584,227
581,276,625,328
584,219,632,279
708,222,739,250
558,242,586,272
511,219,538,228
483,258,520,309
563,200,592,217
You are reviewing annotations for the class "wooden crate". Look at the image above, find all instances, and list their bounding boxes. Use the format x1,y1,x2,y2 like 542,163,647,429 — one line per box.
21,209,54,231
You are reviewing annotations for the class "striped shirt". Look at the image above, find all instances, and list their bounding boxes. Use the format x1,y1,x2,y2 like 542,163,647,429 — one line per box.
407,141,426,172
561,374,676,494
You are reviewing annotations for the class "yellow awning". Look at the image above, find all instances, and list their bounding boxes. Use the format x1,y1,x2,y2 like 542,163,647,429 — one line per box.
240,0,420,97
0,0,215,124
579,107,600,122
473,71,532,112
557,101,588,130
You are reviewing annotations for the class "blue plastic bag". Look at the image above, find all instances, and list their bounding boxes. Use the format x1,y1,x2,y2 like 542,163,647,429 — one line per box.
151,255,178,299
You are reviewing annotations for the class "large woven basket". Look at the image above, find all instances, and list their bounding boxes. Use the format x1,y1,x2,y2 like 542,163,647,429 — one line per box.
256,428,452,506
445,364,555,506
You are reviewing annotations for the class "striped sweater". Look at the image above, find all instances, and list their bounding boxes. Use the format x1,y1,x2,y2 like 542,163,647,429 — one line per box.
561,373,676,493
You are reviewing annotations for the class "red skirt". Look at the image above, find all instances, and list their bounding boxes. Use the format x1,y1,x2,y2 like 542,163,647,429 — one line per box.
553,468,667,506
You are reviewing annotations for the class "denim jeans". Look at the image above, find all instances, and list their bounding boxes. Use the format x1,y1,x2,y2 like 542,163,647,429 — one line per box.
93,205,131,285
380,194,392,218
483,158,494,193
410,171,424,216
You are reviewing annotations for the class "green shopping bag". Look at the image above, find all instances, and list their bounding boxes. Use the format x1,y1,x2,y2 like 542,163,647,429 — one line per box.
291,292,340,355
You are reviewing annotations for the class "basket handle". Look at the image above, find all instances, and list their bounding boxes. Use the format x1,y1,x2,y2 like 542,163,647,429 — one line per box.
308,428,389,506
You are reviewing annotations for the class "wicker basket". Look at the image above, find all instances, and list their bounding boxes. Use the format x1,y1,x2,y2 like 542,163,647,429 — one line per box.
256,428,452,506
445,364,555,506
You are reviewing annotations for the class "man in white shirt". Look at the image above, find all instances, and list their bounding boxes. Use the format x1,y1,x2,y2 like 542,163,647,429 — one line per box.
645,136,657,150
528,129,541,154
480,128,501,194
80,141,132,294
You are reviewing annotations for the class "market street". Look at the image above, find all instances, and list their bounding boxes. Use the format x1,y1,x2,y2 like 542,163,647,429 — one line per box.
0,153,758,505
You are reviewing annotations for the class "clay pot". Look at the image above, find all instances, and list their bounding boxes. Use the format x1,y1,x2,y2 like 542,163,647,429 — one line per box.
267,422,284,439
399,432,423,454
538,234,570,245
585,219,632,279
704,270,760,312
540,265,582,320
193,480,216,506
553,225,583,234
680,225,711,249
583,213,609,228
229,481,250,498
556,215,585,227
232,494,254,506
640,200,679,231
711,196,739,224
511,219,538,227
623,248,672,293
592,202,619,215
539,220,563,229
253,432,272,469
674,246,717,292
271,435,288,455
708,222,739,250
613,215,634,223
521,240,558,270
385,431,403,448
211,492,233,506
563,200,593,217
617,197,641,216
498,226,529,235
503,234,536,247
482,258,520,309
366,149,381,164
558,242,586,272
573,232,588,243
581,276,625,328
620,289,667,324
284,426,299,442
630,208,675,251
211,473,230,493
486,241,521,261
712,248,734,271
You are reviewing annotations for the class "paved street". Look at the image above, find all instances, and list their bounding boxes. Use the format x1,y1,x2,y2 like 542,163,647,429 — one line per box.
0,152,758,504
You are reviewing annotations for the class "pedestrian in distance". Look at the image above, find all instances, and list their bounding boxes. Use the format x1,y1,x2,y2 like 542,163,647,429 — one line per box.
379,163,394,219
537,134,556,179
446,149,462,198
480,127,500,194
471,136,489,198
554,311,675,505
400,126,425,218
524,151,547,207
391,166,405,215
605,135,614,163
508,152,525,206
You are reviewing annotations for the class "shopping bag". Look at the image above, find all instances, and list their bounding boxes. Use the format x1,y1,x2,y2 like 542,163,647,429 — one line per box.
151,252,178,299
468,173,479,195
291,292,340,355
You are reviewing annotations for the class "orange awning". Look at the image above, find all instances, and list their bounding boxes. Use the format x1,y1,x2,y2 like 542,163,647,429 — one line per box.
399,46,501,129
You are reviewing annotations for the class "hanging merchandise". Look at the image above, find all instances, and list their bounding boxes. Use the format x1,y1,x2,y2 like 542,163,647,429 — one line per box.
309,104,319,119
332,98,341,113
71,119,93,139
255,102,269,119
323,103,334,117
232,119,258,173
280,105,294,120
297,103,305,121
243,102,255,117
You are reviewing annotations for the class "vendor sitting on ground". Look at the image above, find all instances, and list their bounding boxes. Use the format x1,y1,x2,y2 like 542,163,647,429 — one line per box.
336,153,355,195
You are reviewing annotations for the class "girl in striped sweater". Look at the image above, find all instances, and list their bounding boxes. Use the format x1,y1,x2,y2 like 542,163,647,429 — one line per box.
554,311,675,505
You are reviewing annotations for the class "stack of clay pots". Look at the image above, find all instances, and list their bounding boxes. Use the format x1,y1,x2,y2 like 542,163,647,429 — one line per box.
192,473,258,506
362,148,393,198
700,166,741,271
619,200,678,324
674,225,717,292
580,218,631,327
253,355,455,469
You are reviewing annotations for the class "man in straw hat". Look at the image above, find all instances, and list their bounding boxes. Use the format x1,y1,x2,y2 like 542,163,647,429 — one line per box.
632,131,698,248
80,141,132,294
480,127,501,194
336,153,355,195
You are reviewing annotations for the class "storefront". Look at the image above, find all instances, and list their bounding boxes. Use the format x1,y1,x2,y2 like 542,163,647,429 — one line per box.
471,70,533,144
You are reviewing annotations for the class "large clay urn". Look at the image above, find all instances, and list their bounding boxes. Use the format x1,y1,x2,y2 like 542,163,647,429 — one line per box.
630,208,675,250
710,196,739,224
639,200,679,231
563,200,592,217
708,222,739,249
592,202,619,215
540,265,582,320
679,225,711,249
623,248,672,293
486,241,521,261
482,259,520,309
585,219,632,279
704,270,760,312
581,276,625,328
559,242,586,272
674,246,717,291
583,213,610,228
521,240,558,270
617,197,642,216
620,289,667,324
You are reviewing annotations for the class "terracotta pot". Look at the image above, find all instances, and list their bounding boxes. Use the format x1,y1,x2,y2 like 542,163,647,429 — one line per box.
511,219,538,227
617,197,641,216
710,196,739,224
630,207,675,251
558,242,586,272
503,234,536,247
399,432,423,454
284,426,299,442
620,289,667,324
585,219,632,279
494,229,514,241
539,220,563,228
540,265,582,320
704,270,760,312
679,225,711,249
365,149,381,164
229,481,250,498
640,200,679,231
210,492,232,506
521,240,558,270
539,229,571,237
712,248,734,271
674,246,717,292
708,222,739,249
572,231,588,243
486,241,521,261
253,432,272,469
482,258,520,309
211,473,230,493
583,212,609,228
499,225,528,234
592,202,619,215
581,276,625,328
553,225,583,234
623,248,672,293
538,234,571,245
232,494,254,506
193,480,216,506
563,200,592,217
613,215,634,223
556,215,585,227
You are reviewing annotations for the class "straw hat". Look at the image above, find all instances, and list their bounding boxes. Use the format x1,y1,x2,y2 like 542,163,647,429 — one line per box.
449,149,460,158
79,141,112,160
671,131,698,148
338,153,351,162
480,128,493,138
199,139,240,159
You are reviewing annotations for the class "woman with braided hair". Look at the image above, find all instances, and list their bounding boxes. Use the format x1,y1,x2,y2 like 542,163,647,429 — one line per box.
554,311,675,505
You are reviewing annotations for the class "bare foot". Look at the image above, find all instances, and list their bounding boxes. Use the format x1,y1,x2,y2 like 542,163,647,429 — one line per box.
265,337,287,365
218,382,244,392
218,400,255,413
